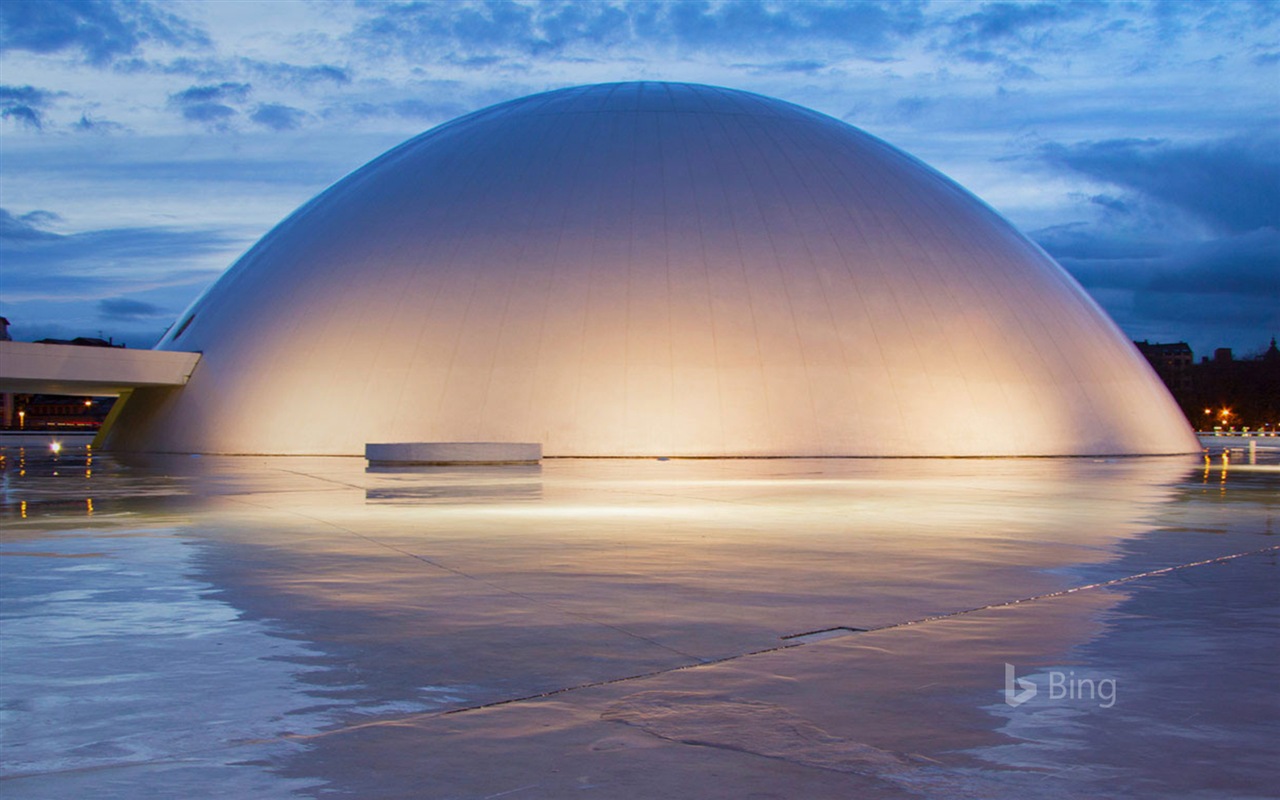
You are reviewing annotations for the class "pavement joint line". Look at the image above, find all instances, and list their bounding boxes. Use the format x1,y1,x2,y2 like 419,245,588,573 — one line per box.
272,466,368,492
859,544,1280,635
268,544,1280,744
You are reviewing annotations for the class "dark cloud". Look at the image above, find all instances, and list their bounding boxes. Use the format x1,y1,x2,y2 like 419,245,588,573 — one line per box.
168,82,250,127
947,1,1090,49
0,0,209,66
1088,194,1131,215
1036,223,1280,354
1041,137,1280,235
0,84,57,129
250,103,306,131
97,297,168,320
739,59,829,74
0,205,238,300
178,102,235,125
247,61,350,87
0,208,62,240
1,104,42,129
933,2,1110,78
4,225,237,277
442,53,507,68
0,84,54,105
1047,228,1280,296
1031,132,1280,352
72,112,124,132
170,82,250,105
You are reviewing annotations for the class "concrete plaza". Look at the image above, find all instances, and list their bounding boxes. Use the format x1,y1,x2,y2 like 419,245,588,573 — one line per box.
1,444,1276,798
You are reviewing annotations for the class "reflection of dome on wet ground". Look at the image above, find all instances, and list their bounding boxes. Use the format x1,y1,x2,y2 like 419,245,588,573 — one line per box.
105,82,1197,457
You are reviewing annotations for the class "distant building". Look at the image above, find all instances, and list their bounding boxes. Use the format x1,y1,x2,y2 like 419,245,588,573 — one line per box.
0,316,10,341
34,336,123,348
1134,341,1194,393
1264,338,1280,363
1148,338,1280,431
9,395,112,430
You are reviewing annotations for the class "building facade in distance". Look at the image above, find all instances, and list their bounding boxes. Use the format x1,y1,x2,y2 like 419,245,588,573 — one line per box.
1139,338,1280,431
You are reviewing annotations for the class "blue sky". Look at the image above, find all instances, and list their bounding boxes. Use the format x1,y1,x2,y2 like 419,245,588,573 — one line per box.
1,0,1277,357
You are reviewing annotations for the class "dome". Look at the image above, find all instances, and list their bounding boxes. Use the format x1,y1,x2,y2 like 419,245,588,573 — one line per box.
105,82,1198,457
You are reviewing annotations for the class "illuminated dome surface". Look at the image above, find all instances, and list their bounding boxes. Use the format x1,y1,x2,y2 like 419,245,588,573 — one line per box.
107,82,1197,456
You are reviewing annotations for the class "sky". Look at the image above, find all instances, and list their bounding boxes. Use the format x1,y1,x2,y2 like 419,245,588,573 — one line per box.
1,0,1277,358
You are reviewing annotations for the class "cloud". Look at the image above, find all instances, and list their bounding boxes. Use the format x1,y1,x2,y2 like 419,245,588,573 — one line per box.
0,207,62,240
72,112,124,132
170,82,251,105
946,1,1091,49
117,56,351,87
246,61,351,87
0,0,209,66
928,1,1109,78
1046,227,1280,296
352,0,619,59
250,103,306,131
168,81,251,127
97,297,168,320
0,205,233,346
1035,222,1280,354
7,136,351,186
0,205,238,300
1088,194,1131,215
1,104,42,129
739,58,830,75
350,0,925,62
1041,137,1280,235
180,102,236,125
0,84,58,129
345,97,470,122
650,0,926,51
1030,133,1280,352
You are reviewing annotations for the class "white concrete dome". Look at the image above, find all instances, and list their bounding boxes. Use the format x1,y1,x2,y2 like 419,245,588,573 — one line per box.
107,82,1197,456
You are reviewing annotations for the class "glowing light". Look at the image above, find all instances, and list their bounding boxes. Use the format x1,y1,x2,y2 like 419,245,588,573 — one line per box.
50,441,62,454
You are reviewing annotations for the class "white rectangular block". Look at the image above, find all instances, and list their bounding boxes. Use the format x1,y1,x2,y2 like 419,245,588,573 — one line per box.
365,441,542,465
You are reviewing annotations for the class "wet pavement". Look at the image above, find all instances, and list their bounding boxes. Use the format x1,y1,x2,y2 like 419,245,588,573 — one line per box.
1,443,1276,798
